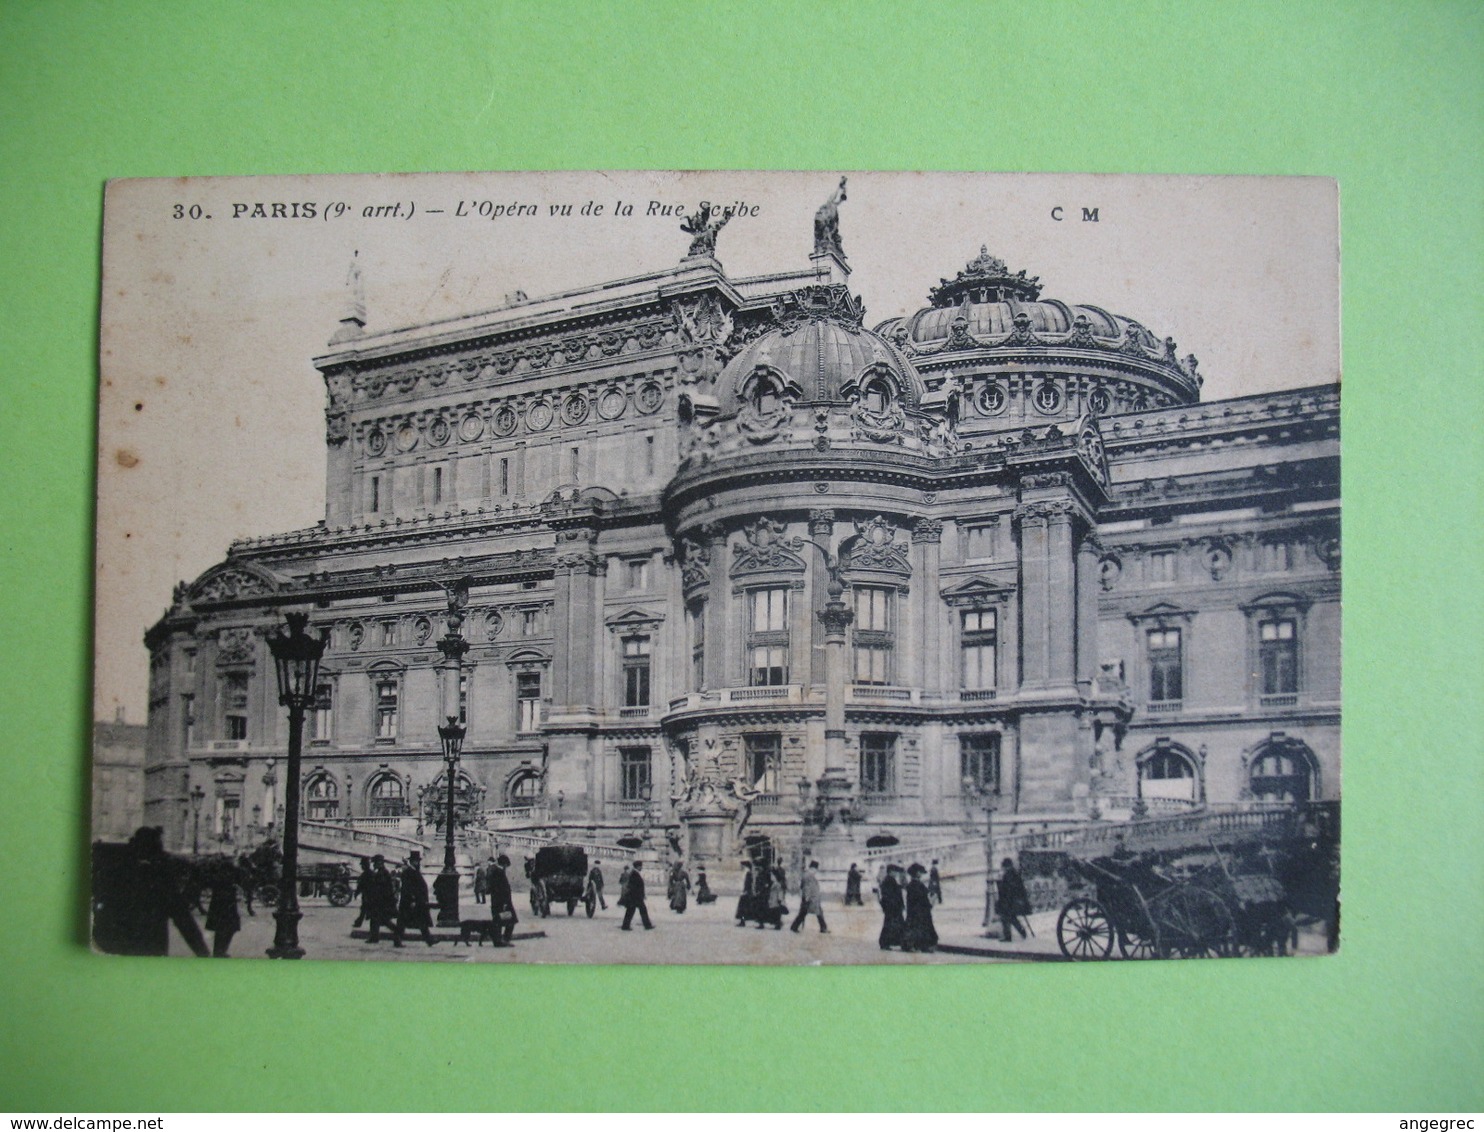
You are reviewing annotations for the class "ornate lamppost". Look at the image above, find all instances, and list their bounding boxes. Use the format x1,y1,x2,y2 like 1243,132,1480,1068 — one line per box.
433,582,470,928
963,776,999,932
189,785,205,856
265,611,326,960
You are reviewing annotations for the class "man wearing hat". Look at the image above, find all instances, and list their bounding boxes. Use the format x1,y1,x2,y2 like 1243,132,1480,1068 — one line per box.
790,860,828,934
488,853,518,945
618,860,653,930
877,863,906,950
362,854,398,945
394,850,436,947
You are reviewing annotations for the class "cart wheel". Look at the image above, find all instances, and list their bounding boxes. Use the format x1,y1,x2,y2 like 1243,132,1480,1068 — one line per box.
585,892,597,918
1118,927,1158,960
328,882,353,908
1057,898,1115,960
256,883,280,908
1162,886,1237,958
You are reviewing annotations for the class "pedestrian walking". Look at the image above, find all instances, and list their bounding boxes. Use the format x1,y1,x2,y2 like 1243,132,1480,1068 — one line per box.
473,857,490,905
668,860,691,914
877,863,906,951
735,861,756,927
204,857,251,957
361,854,398,945
845,862,864,905
587,862,607,910
927,859,944,904
488,854,517,945
352,856,372,928
790,860,828,934
995,857,1032,942
618,863,632,908
619,860,653,930
903,863,939,952
762,865,787,929
394,850,436,947
695,866,716,904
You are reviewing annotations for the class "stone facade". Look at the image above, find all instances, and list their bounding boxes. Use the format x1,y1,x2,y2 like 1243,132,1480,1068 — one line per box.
93,713,146,843
141,233,1340,873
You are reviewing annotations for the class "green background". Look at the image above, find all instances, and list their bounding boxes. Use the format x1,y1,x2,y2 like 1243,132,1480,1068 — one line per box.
2,0,1479,1113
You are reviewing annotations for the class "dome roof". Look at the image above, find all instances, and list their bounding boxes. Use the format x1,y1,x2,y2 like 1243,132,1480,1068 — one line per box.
874,247,1202,397
717,284,923,413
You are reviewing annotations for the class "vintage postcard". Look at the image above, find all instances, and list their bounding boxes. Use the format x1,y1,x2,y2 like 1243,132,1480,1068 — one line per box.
92,171,1340,964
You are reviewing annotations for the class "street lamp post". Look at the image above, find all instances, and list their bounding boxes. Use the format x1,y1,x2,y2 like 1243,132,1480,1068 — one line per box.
433,586,470,928
190,785,205,856
964,776,999,931
265,611,326,960
801,538,854,776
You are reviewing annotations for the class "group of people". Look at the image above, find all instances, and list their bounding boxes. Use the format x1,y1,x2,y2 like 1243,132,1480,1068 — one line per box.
735,859,790,929
351,850,519,948
875,862,940,952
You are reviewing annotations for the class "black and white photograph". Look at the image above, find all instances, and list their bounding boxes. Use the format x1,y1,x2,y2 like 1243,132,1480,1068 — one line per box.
91,170,1341,965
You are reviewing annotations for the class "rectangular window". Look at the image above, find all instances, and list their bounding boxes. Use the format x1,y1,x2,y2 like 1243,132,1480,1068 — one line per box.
458,672,469,725
516,671,542,732
622,635,652,707
375,679,399,739
1149,550,1177,584
309,683,333,742
745,733,782,796
620,747,651,801
625,558,650,591
1260,540,1292,572
223,672,249,741
961,609,998,690
1260,619,1298,695
370,475,381,513
860,733,896,796
748,587,790,686
965,523,995,561
645,434,655,476
688,602,705,691
569,446,580,482
184,650,197,676
960,733,1001,795
499,458,510,496
380,620,397,647
432,465,444,505
521,608,538,636
852,585,894,685
1147,628,1183,702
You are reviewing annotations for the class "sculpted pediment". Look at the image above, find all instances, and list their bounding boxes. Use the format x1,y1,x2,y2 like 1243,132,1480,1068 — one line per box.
188,561,284,605
940,576,1016,608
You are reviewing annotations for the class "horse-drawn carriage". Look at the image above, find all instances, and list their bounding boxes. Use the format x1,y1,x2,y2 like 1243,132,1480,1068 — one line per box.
524,844,595,918
1055,805,1339,960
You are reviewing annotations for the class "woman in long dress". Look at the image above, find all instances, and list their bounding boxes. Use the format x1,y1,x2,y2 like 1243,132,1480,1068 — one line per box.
902,863,939,952
735,861,755,926
668,861,690,913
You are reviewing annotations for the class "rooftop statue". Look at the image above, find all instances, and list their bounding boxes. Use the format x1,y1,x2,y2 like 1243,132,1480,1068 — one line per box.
680,202,730,258
814,176,848,258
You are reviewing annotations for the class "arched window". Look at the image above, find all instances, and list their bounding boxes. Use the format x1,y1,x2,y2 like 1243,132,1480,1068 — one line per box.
304,771,339,821
1137,745,1199,803
864,377,892,415
1249,741,1315,803
366,772,407,818
508,771,541,807
753,376,780,416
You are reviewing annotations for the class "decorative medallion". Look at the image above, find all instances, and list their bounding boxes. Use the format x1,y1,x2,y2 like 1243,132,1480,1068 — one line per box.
526,400,554,431
1098,557,1122,591
636,381,664,414
366,428,388,456
492,405,518,436
597,388,627,420
1033,381,1064,415
348,622,365,651
459,413,484,442
484,609,505,640
414,615,433,644
395,423,419,451
493,353,517,375
427,364,450,388
562,391,590,425
599,331,623,357
977,382,1007,416
427,417,452,447
562,338,589,364
1088,385,1113,415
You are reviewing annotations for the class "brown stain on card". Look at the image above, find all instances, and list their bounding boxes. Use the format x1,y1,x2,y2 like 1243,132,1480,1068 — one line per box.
115,449,139,468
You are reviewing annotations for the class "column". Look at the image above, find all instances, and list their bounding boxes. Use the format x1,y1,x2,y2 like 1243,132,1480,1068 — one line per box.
807,510,834,687
912,518,943,694
817,569,854,773
700,522,728,690
1076,533,1101,691
1017,505,1051,687
1047,504,1077,686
